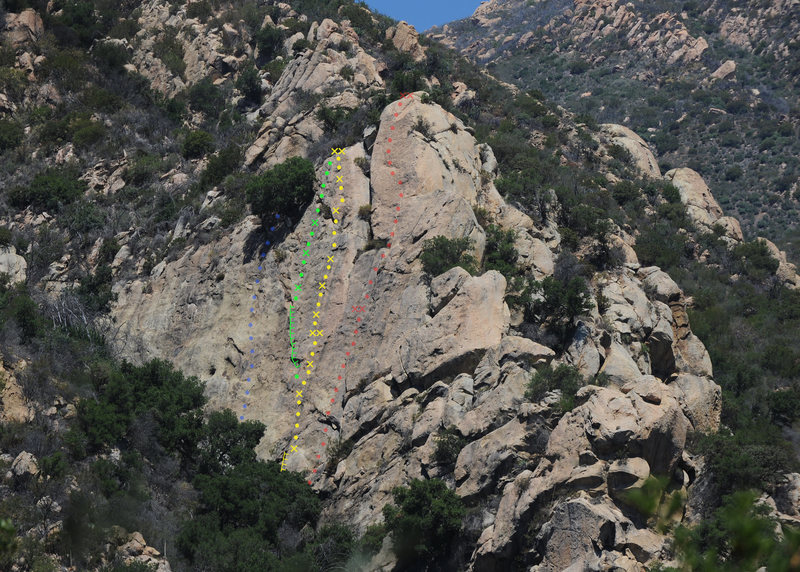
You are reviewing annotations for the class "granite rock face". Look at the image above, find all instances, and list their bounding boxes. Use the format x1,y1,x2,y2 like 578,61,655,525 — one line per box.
106,90,722,570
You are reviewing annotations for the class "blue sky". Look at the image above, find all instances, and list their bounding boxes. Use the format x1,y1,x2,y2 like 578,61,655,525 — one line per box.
363,0,483,31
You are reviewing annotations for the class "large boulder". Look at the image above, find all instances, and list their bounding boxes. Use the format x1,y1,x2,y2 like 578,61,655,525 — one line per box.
0,246,27,285
664,168,723,231
672,373,721,432
608,457,651,500
576,386,689,474
600,124,660,179
385,21,426,62
11,451,38,478
3,9,44,48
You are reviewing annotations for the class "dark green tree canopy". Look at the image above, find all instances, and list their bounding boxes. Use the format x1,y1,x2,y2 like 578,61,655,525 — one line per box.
246,156,317,222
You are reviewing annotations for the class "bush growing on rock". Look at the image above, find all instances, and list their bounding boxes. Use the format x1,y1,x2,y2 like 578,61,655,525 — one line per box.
0,119,23,151
382,478,465,567
254,25,284,62
245,156,316,222
526,363,584,412
181,129,214,159
524,275,592,343
9,167,86,211
420,236,476,276
482,224,519,277
433,426,467,468
187,78,224,116
152,30,186,78
732,240,779,281
235,62,261,104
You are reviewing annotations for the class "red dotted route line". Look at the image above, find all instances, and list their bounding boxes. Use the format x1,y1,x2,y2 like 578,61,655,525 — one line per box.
307,95,412,484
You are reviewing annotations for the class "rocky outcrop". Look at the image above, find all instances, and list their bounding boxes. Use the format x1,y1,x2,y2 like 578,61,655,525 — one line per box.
709,59,736,82
663,167,799,288
0,361,34,424
0,246,27,285
385,21,426,62
3,9,44,48
116,531,172,572
664,168,724,230
10,451,38,478
600,124,660,179
432,0,709,68
244,18,384,167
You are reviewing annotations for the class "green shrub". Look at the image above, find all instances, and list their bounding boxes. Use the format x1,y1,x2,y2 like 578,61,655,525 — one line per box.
608,143,632,163
181,129,214,159
420,236,476,276
525,363,584,412
732,240,779,280
670,491,800,570
63,200,107,234
245,156,316,221
186,0,213,21
72,118,106,148
697,428,797,497
152,30,186,77
77,264,116,312
382,479,465,567
199,145,241,190
635,221,687,270
358,204,372,220
526,275,592,329
177,459,321,568
235,62,261,104
92,40,130,71
0,119,23,151
254,25,284,62
358,524,387,556
412,116,433,139
316,105,350,132
78,358,205,455
126,152,164,185
98,238,120,265
612,180,640,205
81,86,122,113
292,38,312,52
433,426,466,468
187,78,224,116
340,64,355,81
0,228,11,247
9,167,86,211
0,519,16,568
39,451,68,479
540,114,559,129
568,59,590,74
483,224,519,277
108,18,140,40
3,288,43,341
0,67,27,101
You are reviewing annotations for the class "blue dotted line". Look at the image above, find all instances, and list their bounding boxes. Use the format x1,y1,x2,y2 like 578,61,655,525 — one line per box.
241,213,282,421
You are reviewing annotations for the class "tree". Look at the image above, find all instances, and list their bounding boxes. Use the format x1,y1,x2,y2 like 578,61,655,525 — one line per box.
195,410,264,475
187,78,224,116
668,491,800,571
526,275,592,336
483,225,519,277
245,157,317,221
525,363,584,412
181,129,214,159
382,479,465,567
235,62,261,104
420,236,476,276
0,519,16,569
